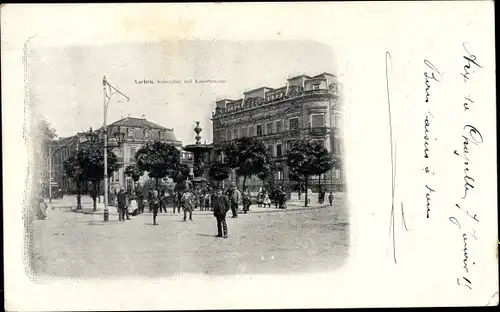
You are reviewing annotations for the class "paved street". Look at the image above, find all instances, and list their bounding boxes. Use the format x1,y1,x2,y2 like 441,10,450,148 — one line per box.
31,196,349,278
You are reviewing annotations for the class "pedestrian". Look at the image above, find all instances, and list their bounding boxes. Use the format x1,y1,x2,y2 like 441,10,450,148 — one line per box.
182,190,194,222
147,190,153,213
150,190,160,225
204,192,211,211
173,192,182,214
117,189,130,221
229,183,241,218
263,192,271,208
130,193,139,216
242,187,251,214
328,191,334,206
210,191,216,211
159,190,168,213
212,188,230,238
137,192,144,213
36,196,48,220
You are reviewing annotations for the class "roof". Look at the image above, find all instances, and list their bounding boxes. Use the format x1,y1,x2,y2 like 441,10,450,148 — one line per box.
287,74,312,80
108,117,172,131
313,72,336,78
52,135,78,148
243,86,274,94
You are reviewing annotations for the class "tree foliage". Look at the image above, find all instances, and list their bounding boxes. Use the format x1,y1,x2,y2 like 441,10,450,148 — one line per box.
135,141,181,187
286,140,334,207
63,147,120,210
39,117,57,142
209,161,230,188
223,137,271,190
124,164,144,182
172,163,191,183
78,147,121,182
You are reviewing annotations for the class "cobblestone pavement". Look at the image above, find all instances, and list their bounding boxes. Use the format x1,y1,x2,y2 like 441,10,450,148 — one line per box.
31,197,349,279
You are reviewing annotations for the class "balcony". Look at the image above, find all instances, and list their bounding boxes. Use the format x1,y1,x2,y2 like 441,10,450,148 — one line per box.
288,128,300,137
212,88,334,118
310,127,328,136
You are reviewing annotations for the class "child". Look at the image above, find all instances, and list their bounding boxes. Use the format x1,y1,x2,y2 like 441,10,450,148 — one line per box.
263,193,271,208
328,192,334,206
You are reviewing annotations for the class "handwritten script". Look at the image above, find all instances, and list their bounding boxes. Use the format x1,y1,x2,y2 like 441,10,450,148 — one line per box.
449,42,484,291
423,59,441,218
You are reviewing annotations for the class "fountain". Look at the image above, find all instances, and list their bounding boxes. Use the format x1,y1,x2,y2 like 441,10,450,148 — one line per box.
183,121,213,190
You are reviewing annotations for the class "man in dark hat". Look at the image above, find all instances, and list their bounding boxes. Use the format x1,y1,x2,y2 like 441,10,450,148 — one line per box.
228,183,241,218
212,188,230,238
117,188,130,221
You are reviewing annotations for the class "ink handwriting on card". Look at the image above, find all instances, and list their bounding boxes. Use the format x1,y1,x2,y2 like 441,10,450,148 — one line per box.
423,59,440,218
385,51,409,264
461,42,483,82
449,43,484,291
424,60,442,103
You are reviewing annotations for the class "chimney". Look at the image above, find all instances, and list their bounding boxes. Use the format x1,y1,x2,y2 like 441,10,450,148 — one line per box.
141,114,146,119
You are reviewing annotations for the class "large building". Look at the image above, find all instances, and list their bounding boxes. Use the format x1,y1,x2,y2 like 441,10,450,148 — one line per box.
50,116,189,194
210,72,344,192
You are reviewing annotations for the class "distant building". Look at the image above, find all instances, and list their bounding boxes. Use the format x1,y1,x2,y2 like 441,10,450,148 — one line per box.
51,116,188,194
210,72,344,192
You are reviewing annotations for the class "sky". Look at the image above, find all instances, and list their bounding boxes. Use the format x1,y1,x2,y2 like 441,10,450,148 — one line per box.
30,40,336,144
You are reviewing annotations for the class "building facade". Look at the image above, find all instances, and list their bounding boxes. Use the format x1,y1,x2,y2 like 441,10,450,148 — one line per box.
211,72,344,192
51,116,186,194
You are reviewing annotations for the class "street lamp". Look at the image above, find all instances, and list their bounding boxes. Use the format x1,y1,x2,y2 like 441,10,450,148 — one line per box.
85,126,99,146
103,76,129,222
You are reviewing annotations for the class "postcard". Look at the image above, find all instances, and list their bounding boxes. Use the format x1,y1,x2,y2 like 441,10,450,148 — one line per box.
2,2,497,310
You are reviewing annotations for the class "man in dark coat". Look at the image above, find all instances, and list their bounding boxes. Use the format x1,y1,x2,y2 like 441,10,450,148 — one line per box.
117,189,130,221
150,190,160,225
212,189,230,238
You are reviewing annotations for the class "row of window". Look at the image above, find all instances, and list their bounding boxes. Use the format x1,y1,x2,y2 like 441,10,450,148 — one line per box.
221,114,326,141
109,126,167,141
224,84,328,112
267,139,325,158
226,167,340,181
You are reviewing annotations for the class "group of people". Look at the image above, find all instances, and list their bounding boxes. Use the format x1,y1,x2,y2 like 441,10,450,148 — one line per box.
318,188,336,206
113,182,271,238
256,186,287,209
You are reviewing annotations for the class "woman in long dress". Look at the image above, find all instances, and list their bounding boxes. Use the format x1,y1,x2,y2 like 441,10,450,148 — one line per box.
36,196,47,220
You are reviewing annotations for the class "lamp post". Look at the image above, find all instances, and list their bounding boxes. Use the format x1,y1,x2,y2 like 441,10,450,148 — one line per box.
103,76,129,221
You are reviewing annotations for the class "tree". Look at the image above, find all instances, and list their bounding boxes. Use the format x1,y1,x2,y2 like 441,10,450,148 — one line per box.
223,137,271,191
77,147,120,211
208,161,231,189
124,164,144,192
310,144,335,194
63,155,83,209
286,140,334,207
257,161,282,190
39,117,57,142
135,141,181,188
172,163,191,194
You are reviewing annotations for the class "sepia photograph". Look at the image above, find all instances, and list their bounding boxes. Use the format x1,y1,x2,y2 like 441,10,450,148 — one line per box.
2,2,497,311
